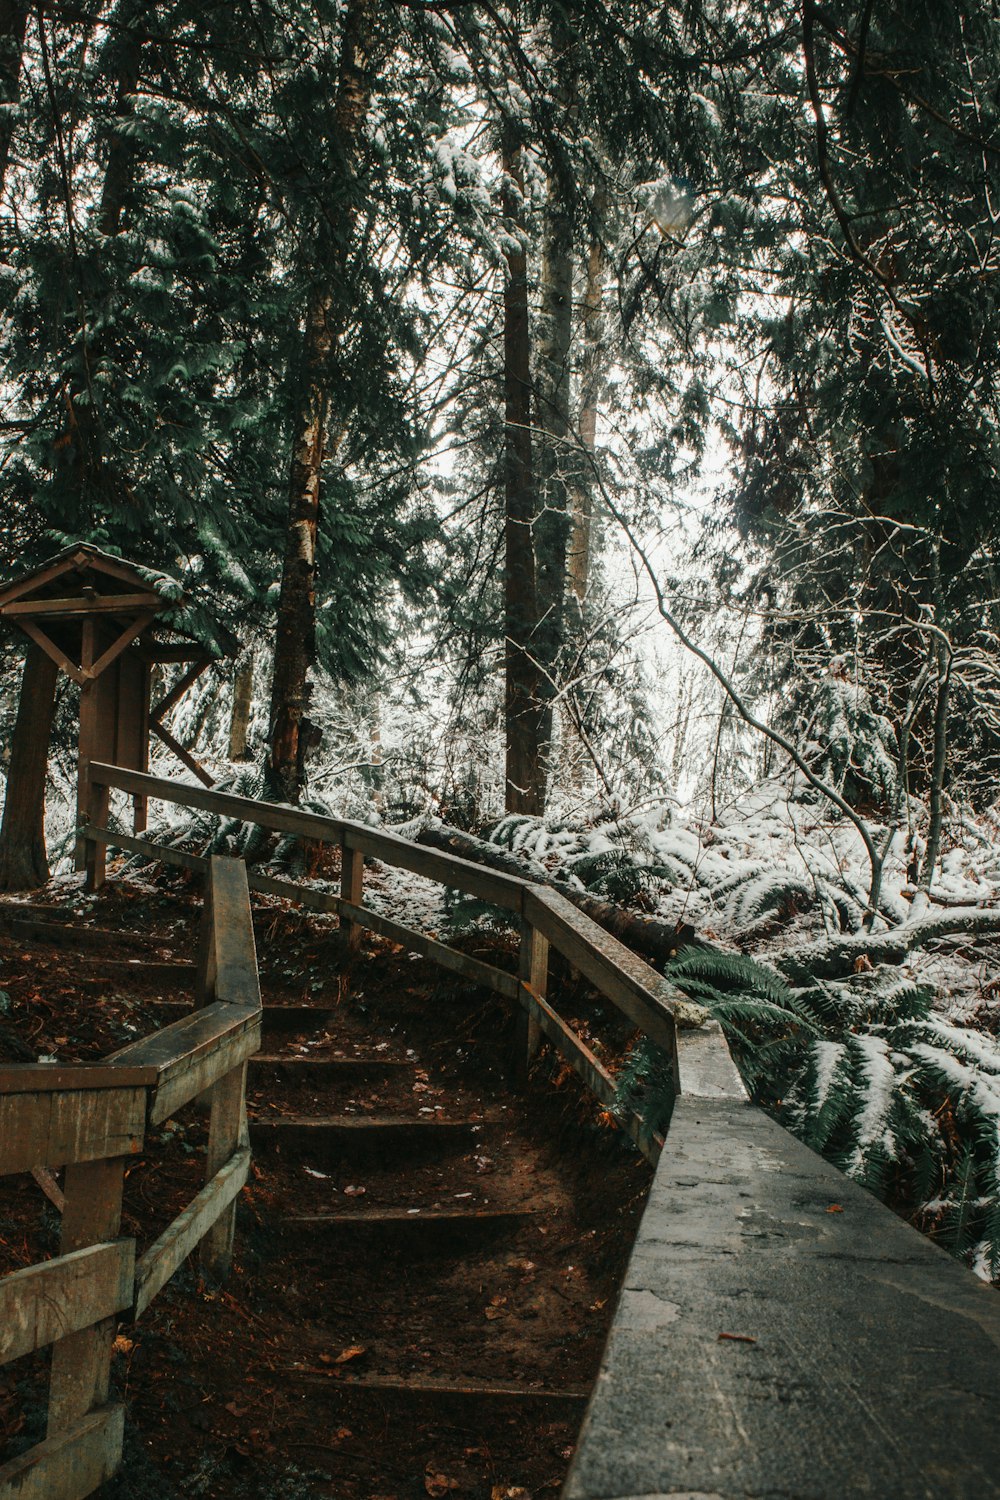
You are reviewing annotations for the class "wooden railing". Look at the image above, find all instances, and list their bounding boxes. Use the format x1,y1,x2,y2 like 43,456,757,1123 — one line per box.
83,761,745,1165
69,764,1000,1499
0,856,261,1500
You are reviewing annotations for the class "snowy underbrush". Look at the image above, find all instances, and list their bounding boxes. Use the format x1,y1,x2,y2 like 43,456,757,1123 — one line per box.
488,787,1000,1281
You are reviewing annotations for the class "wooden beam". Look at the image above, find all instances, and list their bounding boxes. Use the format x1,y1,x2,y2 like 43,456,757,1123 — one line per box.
135,1147,249,1317
200,1067,248,1279
149,719,214,786
0,1406,125,1500
47,1158,127,1436
205,857,261,1009
518,982,662,1164
339,897,521,999
83,824,207,875
524,887,678,1065
136,643,212,664
87,762,523,910
0,555,77,610
515,921,548,1083
0,1063,158,1094
0,1087,146,1176
87,609,159,681
107,1001,261,1125
18,620,87,686
151,658,211,721
340,842,364,951
89,762,348,844
0,1240,135,1365
2,592,162,618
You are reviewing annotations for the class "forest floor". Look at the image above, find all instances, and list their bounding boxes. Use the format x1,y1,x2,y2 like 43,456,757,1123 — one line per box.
0,863,652,1500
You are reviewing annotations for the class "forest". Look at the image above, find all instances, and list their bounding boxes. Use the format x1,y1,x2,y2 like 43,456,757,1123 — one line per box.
2,0,1000,1288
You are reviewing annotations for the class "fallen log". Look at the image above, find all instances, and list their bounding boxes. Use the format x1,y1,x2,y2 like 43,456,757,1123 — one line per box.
414,820,699,970
778,905,1000,983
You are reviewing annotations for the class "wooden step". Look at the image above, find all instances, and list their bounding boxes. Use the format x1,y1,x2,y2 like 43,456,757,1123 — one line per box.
290,1371,590,1406
249,1115,489,1163
283,1205,533,1254
0,907,157,955
249,1054,416,1085
0,905,186,978
151,1000,333,1032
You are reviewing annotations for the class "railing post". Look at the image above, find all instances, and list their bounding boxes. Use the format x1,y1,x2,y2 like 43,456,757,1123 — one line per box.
195,869,217,1006
46,1157,126,1436
77,621,109,890
340,837,364,952
198,855,256,1280
514,919,549,1086
199,1060,248,1280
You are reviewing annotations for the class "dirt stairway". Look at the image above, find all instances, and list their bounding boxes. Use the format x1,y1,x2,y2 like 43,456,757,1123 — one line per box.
0,888,652,1500
232,982,606,1500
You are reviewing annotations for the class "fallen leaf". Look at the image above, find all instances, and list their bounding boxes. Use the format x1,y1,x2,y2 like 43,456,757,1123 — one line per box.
344,1184,366,1197
224,1401,248,1417
492,1488,532,1500
718,1331,757,1344
319,1344,367,1366
826,1203,844,1214
425,1467,460,1496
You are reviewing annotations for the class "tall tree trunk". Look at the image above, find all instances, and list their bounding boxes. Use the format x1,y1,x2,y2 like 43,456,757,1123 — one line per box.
228,649,255,761
534,183,574,792
268,0,375,803
55,0,143,509
501,124,544,816
96,15,142,238
567,214,607,613
564,211,607,794
268,281,333,802
0,645,59,890
918,635,951,903
0,0,28,198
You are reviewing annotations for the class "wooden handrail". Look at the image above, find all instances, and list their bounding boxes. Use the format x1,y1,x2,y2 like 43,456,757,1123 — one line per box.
107,1001,261,1126
80,760,748,1160
88,762,525,909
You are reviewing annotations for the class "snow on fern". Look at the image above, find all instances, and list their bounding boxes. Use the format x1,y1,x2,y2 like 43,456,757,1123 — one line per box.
846,1034,901,1180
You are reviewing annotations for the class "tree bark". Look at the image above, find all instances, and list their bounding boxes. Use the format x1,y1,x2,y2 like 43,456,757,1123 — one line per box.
228,649,255,761
268,0,375,803
534,180,574,789
96,12,143,238
0,644,59,890
917,637,951,900
567,215,606,614
0,0,28,198
563,208,607,793
501,124,544,816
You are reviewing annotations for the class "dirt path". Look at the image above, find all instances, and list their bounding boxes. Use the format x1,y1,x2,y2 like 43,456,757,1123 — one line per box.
0,878,652,1499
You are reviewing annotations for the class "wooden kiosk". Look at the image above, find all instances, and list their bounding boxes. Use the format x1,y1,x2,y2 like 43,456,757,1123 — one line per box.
0,544,238,885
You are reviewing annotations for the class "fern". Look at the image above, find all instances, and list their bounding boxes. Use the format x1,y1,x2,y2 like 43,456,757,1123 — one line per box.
614,948,814,1133
612,1036,674,1137
612,942,1000,1278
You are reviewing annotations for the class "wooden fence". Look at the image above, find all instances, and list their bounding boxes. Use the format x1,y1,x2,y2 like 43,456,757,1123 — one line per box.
0,856,262,1500
52,763,1000,1500
83,760,745,1165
